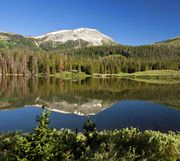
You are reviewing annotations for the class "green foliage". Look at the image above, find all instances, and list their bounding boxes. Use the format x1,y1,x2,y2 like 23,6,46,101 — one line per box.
35,109,50,131
0,33,40,51
0,41,180,76
83,118,98,148
0,40,9,49
0,110,179,161
0,133,21,161
39,39,89,51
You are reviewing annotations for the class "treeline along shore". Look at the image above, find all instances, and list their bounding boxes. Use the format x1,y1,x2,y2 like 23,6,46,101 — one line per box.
0,45,179,76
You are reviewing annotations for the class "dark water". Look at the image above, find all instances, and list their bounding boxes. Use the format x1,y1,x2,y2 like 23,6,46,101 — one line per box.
0,76,180,132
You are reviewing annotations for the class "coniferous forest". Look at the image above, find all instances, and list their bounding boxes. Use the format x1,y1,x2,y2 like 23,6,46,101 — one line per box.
0,45,179,75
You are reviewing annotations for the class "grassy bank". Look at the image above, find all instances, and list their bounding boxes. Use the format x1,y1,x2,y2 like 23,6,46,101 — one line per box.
93,70,180,84
37,71,91,80
126,70,180,84
1,70,180,84
0,110,179,161
0,71,91,80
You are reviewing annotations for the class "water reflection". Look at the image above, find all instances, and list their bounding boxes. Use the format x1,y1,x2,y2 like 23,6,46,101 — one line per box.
0,76,179,114
0,76,180,132
0,101,180,132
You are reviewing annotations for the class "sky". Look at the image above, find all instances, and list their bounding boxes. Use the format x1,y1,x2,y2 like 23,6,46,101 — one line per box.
0,0,179,45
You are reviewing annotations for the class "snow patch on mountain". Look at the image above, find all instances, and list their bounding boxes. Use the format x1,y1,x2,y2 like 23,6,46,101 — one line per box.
34,28,115,46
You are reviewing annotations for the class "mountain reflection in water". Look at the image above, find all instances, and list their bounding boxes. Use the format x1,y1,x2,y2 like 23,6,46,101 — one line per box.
35,98,112,116
0,76,179,114
0,76,180,132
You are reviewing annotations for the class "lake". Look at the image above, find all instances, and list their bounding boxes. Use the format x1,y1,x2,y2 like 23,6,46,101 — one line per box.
0,76,180,132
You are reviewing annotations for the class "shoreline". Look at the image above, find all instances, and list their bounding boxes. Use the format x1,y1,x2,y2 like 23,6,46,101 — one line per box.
1,70,180,84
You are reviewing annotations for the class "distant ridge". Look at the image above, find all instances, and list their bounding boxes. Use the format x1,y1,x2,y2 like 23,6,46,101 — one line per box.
154,36,180,48
0,28,180,50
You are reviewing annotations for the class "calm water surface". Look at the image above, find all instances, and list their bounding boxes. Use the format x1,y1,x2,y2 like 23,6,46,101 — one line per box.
0,76,179,132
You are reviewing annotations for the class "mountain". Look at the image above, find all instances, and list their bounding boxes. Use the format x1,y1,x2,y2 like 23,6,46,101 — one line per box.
0,28,117,51
35,28,116,46
154,36,180,48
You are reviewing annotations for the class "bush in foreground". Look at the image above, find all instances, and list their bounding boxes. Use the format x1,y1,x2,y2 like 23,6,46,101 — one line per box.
0,110,179,161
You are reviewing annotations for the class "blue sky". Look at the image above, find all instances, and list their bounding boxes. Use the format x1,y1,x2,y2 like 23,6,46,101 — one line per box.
0,0,179,45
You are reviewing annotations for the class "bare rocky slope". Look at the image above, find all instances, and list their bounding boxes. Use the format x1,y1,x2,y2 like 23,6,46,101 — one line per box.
35,28,116,46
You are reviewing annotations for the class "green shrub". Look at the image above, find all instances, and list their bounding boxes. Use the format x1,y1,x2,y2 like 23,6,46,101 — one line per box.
0,109,179,161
